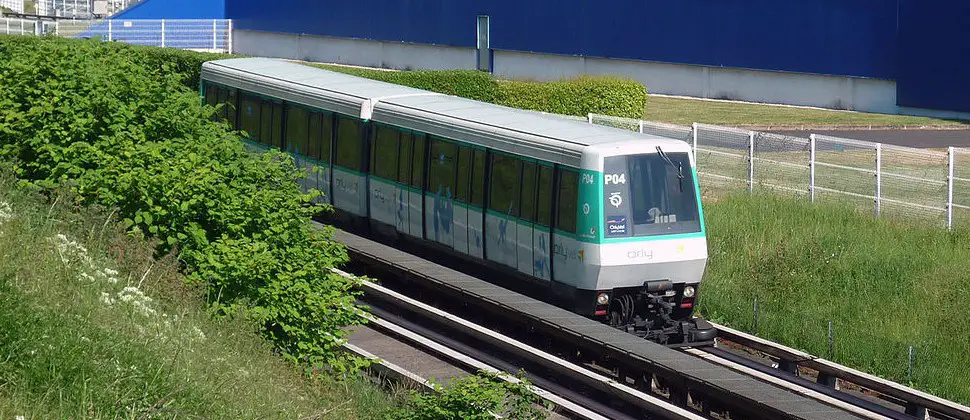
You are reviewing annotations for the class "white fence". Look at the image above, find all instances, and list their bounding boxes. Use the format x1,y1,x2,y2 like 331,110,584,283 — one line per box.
1,18,40,35
2,18,232,53
587,113,970,230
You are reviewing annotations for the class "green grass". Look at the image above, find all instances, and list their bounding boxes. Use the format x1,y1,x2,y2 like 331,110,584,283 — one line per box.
697,192,970,404
0,175,404,419
644,95,970,128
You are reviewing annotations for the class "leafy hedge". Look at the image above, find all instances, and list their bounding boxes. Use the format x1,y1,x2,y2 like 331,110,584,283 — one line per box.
310,63,648,119
0,36,365,375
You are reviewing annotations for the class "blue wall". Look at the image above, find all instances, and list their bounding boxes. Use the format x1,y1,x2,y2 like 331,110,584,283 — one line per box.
896,0,970,112
115,0,225,19
227,0,897,79
225,0,970,113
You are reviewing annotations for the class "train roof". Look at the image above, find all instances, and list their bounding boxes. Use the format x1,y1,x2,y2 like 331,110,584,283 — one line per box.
200,57,688,166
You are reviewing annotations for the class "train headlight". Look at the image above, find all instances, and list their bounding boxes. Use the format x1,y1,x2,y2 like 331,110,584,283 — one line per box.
596,293,610,306
683,285,696,298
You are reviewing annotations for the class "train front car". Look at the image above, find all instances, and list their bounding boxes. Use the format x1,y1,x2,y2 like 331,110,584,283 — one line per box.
569,139,716,347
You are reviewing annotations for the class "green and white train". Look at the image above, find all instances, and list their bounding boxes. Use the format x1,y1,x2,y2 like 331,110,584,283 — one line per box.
200,57,716,345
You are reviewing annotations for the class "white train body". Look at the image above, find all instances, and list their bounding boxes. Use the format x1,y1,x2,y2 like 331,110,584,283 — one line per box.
200,58,714,344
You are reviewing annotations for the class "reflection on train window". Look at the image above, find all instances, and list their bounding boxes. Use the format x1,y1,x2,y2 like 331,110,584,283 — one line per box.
239,93,260,141
411,134,426,189
428,137,457,197
271,102,283,148
259,101,273,145
398,131,412,184
372,124,399,180
520,161,537,222
536,165,554,227
308,111,322,161
471,149,485,208
455,146,472,202
335,116,361,171
285,103,309,156
489,153,521,218
557,169,578,234
225,89,237,128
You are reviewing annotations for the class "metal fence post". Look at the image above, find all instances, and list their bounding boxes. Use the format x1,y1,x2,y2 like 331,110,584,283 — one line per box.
691,122,698,163
108,20,113,42
213,19,218,50
875,143,882,218
638,120,644,134
947,146,955,230
809,134,817,202
161,19,166,48
748,131,755,193
587,113,593,124
227,20,233,53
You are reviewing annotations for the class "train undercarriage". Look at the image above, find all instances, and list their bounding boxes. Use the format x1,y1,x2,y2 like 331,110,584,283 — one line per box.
601,280,717,347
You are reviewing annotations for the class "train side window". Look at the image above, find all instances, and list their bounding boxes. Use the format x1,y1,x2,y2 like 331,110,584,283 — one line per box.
285,103,309,156
428,137,457,196
239,93,260,141
216,87,229,120
489,153,521,218
335,115,361,171
556,169,578,234
271,102,283,149
536,165,554,227
372,125,399,180
520,161,537,222
398,131,413,184
225,88,238,129
204,84,219,121
259,100,273,146
470,149,485,208
308,112,322,160
411,134,426,189
455,145,472,203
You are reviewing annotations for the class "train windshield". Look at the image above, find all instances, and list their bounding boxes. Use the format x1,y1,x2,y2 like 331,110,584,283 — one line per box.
602,150,701,238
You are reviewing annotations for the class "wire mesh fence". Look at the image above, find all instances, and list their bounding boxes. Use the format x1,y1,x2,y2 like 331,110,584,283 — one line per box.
3,18,233,53
584,113,969,230
1,18,39,35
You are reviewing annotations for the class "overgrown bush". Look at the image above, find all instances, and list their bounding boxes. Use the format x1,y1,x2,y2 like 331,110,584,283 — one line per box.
496,76,647,119
0,35,366,376
395,371,550,420
312,63,647,119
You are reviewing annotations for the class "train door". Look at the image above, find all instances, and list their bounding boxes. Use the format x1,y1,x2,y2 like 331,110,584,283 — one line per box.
516,161,537,276
332,115,365,216
308,111,333,206
451,144,475,255
467,148,486,259
424,137,456,248
406,133,426,238
533,164,554,281
485,153,519,269
368,124,404,229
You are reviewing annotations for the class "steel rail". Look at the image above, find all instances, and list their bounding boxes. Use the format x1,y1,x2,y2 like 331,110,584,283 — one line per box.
711,323,970,420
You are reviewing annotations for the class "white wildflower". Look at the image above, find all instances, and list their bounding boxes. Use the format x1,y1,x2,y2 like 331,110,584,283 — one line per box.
0,201,12,222
192,326,206,341
79,272,97,282
99,292,115,306
103,268,118,277
15,416,25,420
107,277,119,284
116,286,157,317
80,336,90,343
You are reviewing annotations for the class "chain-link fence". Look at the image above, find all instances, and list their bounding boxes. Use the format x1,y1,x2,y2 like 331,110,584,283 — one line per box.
585,113,969,230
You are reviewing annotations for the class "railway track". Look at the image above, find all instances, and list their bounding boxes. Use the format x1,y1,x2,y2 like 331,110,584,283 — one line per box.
328,225,970,419
338,268,705,420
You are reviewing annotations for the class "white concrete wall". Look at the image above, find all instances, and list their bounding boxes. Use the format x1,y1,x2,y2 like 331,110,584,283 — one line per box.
234,30,475,71
233,29,970,121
